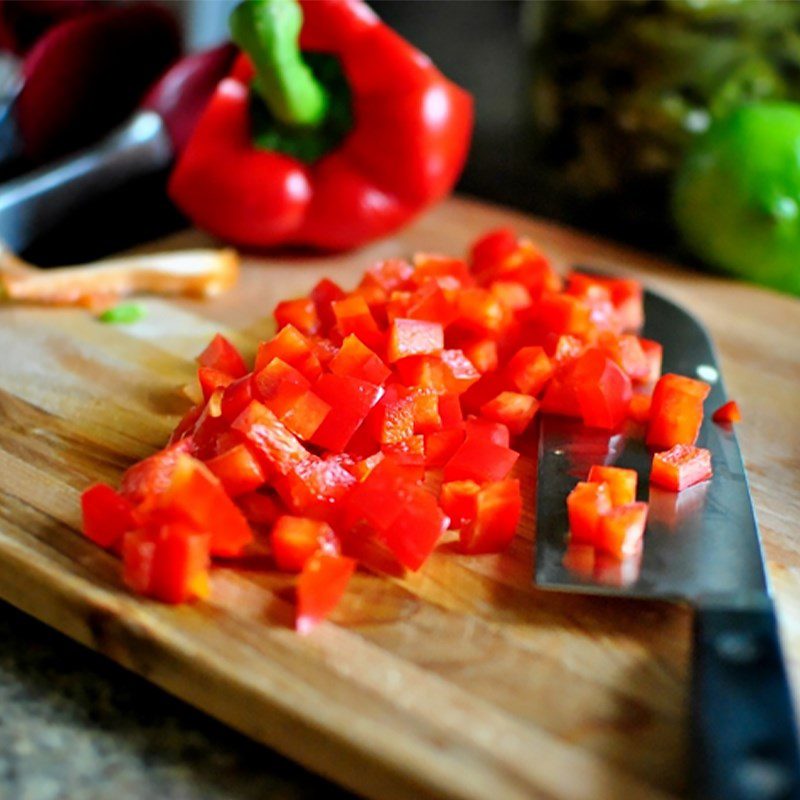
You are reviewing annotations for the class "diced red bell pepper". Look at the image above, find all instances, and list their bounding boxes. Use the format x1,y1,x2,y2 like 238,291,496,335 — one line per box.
362,258,414,292
440,349,481,394
197,366,234,403
597,332,650,382
505,345,553,396
158,454,254,557
328,334,391,385
310,278,346,333
296,553,357,635
538,293,591,336
439,480,480,528
550,334,584,370
232,401,309,477
438,393,463,428
638,338,663,384
236,490,283,526
470,227,519,273
271,515,340,572
276,456,356,521
464,416,510,447
650,445,713,492
596,502,648,558
443,433,518,483
628,393,652,423
122,524,211,604
387,318,444,363
311,373,385,452
647,374,710,449
405,282,459,326
480,391,539,436
382,434,425,458
572,349,632,430
424,427,465,468
490,280,532,312
409,389,442,434
567,481,612,543
343,451,385,482
412,253,473,289
120,439,193,508
206,443,266,497
713,400,741,425
255,325,322,382
254,357,310,416
455,288,510,335
462,338,498,374
81,483,138,549
539,374,582,418
586,465,637,506
332,295,383,351
197,333,248,379
274,297,320,336
220,374,255,423
281,389,331,441
459,479,521,555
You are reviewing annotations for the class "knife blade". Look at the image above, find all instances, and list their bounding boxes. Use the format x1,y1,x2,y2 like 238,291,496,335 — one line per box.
535,289,800,800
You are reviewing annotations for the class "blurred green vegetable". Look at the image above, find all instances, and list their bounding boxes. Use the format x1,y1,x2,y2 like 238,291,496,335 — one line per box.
99,302,147,324
673,103,800,295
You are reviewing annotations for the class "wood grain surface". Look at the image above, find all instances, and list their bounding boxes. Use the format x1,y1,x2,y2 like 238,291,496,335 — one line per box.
0,196,798,800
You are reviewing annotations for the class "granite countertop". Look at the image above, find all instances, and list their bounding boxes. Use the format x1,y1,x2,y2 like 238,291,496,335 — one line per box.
0,601,353,800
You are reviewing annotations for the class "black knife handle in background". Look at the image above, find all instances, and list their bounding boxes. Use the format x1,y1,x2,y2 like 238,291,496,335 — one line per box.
692,604,800,800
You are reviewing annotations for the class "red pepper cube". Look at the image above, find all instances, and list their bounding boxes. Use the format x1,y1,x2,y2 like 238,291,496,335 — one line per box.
205,443,266,497
541,375,581,418
409,389,442,434
406,282,459,326
197,366,234,403
379,485,449,571
587,465,638,506
551,334,584,369
344,451,385,482
332,295,382,349
362,258,414,292
443,435,519,483
255,325,322,382
424,427,466,468
328,334,391,385
538,293,591,336
460,370,507,415
470,228,518,272
387,318,444,363
275,456,356,522
158,454,254,557
382,434,425,458
567,481,612,544
81,483,138,549
219,374,255,423
438,394,463,428
638,338,663,384
651,445,713,492
596,502,648,559
123,524,210,604
459,479,522,555
342,458,417,532
480,391,539,436
310,373,384,452
270,515,340,573
464,417,510,447
439,480,480,528
253,358,311,417
296,553,357,635
440,349,481,394
489,280,532,312
647,373,710,449
597,332,650,382
280,389,331,441
236,491,283,527
412,253,473,289
120,439,193,507
197,333,248,378
232,401,309,478
605,277,644,331
274,297,320,336
386,290,413,323
455,288,510,334
310,278,346,333
628,393,652,424
505,345,553,396
463,338,498,374
712,400,742,425
395,355,447,392
572,349,632,430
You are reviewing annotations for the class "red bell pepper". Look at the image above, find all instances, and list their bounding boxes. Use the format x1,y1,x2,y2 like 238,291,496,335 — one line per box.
169,0,472,250
567,481,612,543
650,445,713,492
712,400,742,425
479,391,539,436
596,503,648,559
296,552,356,634
647,373,710,449
81,483,138,549
439,480,481,528
271,515,340,572
459,479,521,555
198,333,248,378
586,465,637,507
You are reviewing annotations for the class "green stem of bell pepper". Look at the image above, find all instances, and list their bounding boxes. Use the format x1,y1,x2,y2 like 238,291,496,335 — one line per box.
229,0,328,128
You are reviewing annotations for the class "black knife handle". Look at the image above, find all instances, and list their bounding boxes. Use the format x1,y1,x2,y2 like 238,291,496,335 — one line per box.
691,604,800,800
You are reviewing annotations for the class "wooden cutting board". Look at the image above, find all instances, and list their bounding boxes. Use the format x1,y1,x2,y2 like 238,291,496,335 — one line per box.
0,196,798,800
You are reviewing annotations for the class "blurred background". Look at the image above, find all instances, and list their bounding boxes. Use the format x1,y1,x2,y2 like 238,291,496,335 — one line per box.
5,0,800,290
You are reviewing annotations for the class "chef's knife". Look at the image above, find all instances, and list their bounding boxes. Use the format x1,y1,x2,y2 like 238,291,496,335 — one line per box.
0,42,235,253
536,289,800,800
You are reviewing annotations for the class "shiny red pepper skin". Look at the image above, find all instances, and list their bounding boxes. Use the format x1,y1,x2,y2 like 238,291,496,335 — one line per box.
168,0,473,250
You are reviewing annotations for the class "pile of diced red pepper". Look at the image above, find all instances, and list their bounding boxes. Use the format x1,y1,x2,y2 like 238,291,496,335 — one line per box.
81,228,735,632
